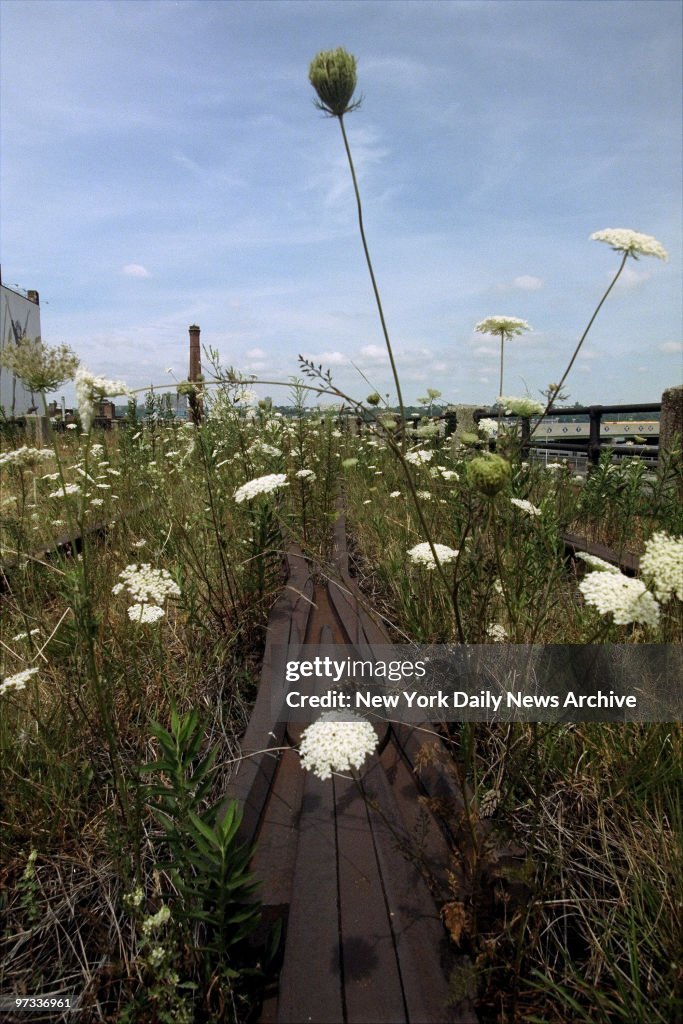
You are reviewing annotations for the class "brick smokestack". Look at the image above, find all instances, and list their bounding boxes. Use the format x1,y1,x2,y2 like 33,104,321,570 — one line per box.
188,324,201,382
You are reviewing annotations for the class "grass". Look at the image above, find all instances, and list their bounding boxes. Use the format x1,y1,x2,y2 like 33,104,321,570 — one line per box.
1,400,681,1022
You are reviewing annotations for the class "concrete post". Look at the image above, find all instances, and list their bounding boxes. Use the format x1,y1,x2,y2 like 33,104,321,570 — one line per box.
659,385,682,468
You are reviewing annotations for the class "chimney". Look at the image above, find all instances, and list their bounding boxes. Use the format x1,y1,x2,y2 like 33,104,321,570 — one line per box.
188,324,201,382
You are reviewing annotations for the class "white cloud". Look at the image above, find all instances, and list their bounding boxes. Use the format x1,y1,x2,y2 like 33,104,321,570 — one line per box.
615,266,652,290
658,341,683,354
302,351,349,366
359,344,388,362
246,347,266,359
121,263,151,278
513,275,543,291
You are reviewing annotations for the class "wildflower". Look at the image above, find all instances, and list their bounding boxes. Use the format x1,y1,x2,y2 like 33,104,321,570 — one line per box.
405,449,433,466
295,468,316,481
497,396,545,417
299,712,377,780
249,441,282,458
576,551,620,573
486,624,508,642
590,229,668,261
128,603,166,624
114,563,180,605
12,629,41,642
142,905,171,935
478,418,499,438
234,473,288,503
49,482,80,498
341,458,358,469
510,497,541,517
407,542,459,569
0,337,79,392
309,48,361,117
579,571,660,628
639,532,683,602
389,490,401,498
467,455,511,497
475,317,531,338
75,367,129,431
0,667,39,696
416,490,432,500
66,423,77,430
0,446,54,469
133,539,147,548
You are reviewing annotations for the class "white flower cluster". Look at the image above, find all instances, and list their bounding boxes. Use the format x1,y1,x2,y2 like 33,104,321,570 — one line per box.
407,542,459,569
498,396,545,417
249,441,282,458
576,551,620,573
590,229,668,261
49,482,81,498
141,904,171,935
0,667,39,696
0,446,55,469
405,449,434,466
75,367,129,431
128,603,166,624
478,418,499,438
234,473,288,503
578,572,660,628
299,712,378,780
510,498,541,517
475,316,531,337
486,624,508,642
295,468,316,481
639,532,683,603
113,563,180,625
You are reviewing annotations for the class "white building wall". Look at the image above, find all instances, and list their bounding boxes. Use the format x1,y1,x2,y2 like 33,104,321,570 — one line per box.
1,282,42,417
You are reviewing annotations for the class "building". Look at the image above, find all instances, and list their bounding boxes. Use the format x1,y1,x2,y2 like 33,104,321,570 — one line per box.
0,271,42,417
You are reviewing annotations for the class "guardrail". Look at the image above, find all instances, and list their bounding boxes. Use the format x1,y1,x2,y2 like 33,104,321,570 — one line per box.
474,401,662,466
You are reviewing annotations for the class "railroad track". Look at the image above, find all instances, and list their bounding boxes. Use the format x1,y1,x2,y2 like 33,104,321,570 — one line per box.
221,512,479,1024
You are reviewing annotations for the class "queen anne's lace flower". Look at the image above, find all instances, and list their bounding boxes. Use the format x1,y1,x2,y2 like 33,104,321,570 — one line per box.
299,712,378,780
590,229,668,261
510,498,541,517
475,317,531,337
639,532,683,602
576,552,620,573
579,571,660,628
75,368,129,431
478,418,499,438
486,624,508,642
498,396,545,417
405,449,434,465
234,473,288,503
0,446,55,469
0,667,39,696
407,542,459,569
128,603,166,624
295,469,316,481
114,563,180,605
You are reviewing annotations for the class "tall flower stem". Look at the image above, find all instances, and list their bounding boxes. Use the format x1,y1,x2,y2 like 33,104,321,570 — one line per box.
337,114,407,449
530,250,629,438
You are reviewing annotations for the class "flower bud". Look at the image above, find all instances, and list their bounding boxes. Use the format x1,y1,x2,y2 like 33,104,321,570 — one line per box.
466,455,511,497
309,48,360,117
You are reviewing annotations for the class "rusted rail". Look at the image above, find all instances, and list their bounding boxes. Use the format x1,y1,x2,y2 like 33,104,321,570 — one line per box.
222,515,477,1024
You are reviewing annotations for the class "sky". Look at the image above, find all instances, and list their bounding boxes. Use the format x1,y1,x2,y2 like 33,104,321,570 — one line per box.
1,0,681,409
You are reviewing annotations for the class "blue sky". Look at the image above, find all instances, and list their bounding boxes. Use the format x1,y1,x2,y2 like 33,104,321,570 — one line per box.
1,0,681,408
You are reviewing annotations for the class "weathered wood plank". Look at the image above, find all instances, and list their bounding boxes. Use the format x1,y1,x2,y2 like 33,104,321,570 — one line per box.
276,771,343,1024
334,771,407,1023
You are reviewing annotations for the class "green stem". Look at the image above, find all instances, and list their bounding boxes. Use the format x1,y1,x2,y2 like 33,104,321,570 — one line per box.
337,114,407,449
531,250,630,438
